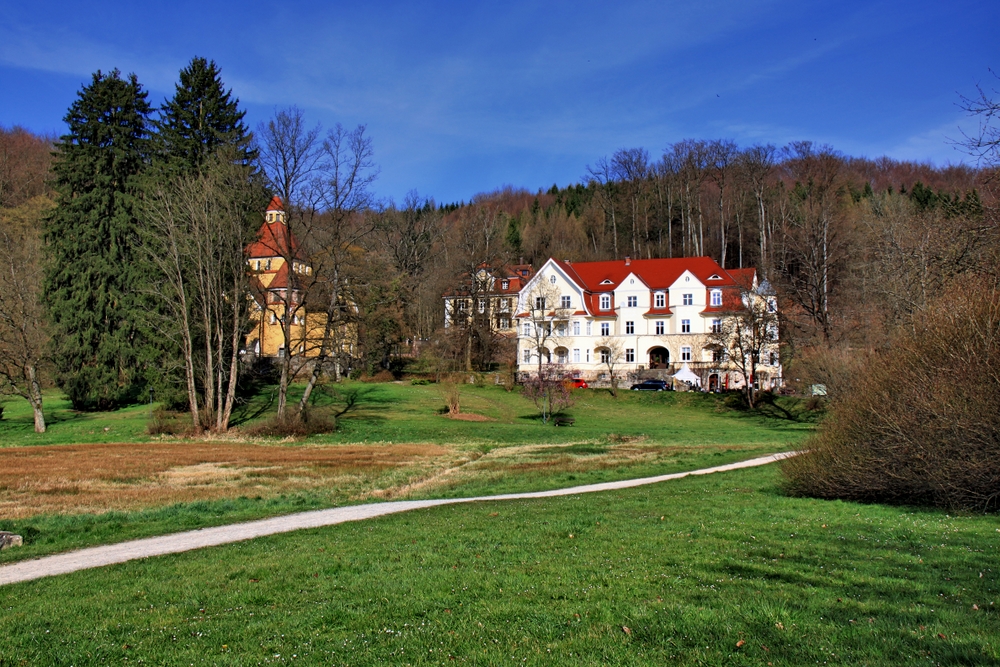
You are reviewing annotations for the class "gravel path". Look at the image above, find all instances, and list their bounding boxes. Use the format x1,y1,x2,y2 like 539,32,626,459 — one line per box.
0,451,796,587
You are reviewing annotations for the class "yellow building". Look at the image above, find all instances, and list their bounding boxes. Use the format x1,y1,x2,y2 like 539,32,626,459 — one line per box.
244,197,352,366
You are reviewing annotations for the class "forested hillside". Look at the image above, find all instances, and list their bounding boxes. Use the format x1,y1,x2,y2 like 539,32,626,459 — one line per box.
1,69,997,429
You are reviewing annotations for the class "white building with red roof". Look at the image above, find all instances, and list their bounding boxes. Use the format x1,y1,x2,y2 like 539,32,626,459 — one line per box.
515,256,781,391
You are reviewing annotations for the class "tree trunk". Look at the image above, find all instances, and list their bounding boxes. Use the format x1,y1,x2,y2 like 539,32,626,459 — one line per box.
27,364,45,433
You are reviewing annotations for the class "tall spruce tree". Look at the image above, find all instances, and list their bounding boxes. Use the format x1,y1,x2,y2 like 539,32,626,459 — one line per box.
44,70,151,409
155,57,254,174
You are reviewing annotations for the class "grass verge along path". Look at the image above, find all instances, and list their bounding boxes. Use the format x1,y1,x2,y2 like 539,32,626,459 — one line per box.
1,459,996,666
0,452,793,586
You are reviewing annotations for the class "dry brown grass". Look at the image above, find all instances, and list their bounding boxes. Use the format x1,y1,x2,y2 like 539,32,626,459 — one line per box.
444,413,492,422
0,441,448,519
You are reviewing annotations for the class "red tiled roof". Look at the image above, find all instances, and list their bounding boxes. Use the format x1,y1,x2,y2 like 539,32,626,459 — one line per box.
267,196,284,212
246,218,305,260
552,256,746,291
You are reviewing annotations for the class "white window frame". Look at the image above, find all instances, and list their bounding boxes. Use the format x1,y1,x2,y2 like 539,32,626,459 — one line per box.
600,322,610,336
681,346,692,361
683,293,693,306
654,292,665,308
625,348,635,363
681,319,691,333
711,318,722,333
625,321,634,334
711,289,722,306
573,348,580,362
573,321,580,336
561,295,571,309
600,294,611,310
655,320,664,335
586,321,592,336
523,348,531,363
627,296,637,307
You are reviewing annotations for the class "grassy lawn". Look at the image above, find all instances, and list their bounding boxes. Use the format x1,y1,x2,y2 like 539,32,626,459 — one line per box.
0,383,815,564
1,464,996,666
0,382,817,449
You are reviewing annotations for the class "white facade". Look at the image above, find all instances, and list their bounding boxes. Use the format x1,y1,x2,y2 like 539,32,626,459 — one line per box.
514,257,782,390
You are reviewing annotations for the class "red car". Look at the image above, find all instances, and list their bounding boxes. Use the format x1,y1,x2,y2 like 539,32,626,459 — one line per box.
569,378,589,389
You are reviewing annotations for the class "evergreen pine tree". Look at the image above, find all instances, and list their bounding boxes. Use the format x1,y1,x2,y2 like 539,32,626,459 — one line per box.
44,69,151,409
155,57,254,174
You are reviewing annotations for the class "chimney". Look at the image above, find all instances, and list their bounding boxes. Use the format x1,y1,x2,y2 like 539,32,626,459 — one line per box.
625,256,631,266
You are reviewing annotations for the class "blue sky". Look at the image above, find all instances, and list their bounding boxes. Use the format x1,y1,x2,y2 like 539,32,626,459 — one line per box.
2,0,997,204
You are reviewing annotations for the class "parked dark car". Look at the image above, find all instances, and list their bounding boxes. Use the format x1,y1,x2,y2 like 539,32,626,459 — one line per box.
630,379,670,391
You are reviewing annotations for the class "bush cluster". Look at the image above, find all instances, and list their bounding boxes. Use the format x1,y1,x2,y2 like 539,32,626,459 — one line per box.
243,410,336,438
782,277,1000,512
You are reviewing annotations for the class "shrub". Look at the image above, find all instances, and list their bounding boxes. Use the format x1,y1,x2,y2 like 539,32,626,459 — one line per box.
146,408,189,436
244,410,336,437
782,277,1000,512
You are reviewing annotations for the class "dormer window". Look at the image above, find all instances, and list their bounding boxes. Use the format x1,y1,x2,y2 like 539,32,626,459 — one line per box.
708,274,722,280
501,280,509,290
654,292,666,308
600,279,614,285
265,259,272,271
600,294,611,310
710,289,722,306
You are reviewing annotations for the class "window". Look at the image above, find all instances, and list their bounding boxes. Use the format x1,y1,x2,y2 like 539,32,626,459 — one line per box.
770,352,779,366
586,349,591,362
586,321,592,336
523,322,532,336
556,323,566,336
683,293,693,306
768,298,777,313
573,348,580,362
711,290,722,306
557,349,567,364
478,299,486,313
269,311,277,324
712,348,724,362
561,295,571,309
499,317,510,329
681,319,691,333
625,348,635,363
654,292,666,308
573,321,580,335
523,348,531,363
501,280,509,290
255,260,261,271
535,296,546,310
266,258,272,271
625,321,634,334
711,318,722,333
627,296,637,307
500,298,510,311
681,346,691,361
600,322,610,336
457,300,467,312
600,348,611,363
655,320,664,335
277,346,285,358
549,275,557,284
600,294,611,310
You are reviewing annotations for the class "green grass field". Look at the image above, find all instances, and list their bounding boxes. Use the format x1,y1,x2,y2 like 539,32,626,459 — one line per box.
0,382,817,449
0,383,815,565
1,464,996,666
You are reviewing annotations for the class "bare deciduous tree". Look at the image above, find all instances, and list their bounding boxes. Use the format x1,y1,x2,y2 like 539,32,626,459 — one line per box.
141,148,262,432
0,196,52,432
296,123,379,414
